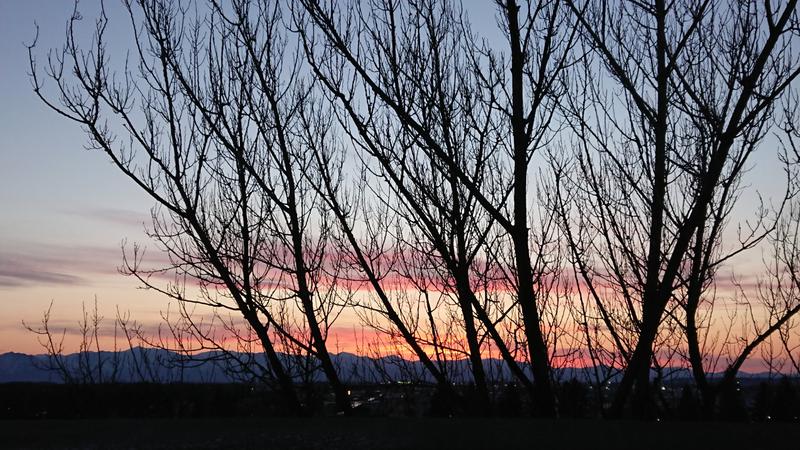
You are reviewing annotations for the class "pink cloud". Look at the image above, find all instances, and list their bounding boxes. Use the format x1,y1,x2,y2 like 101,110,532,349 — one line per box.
0,242,168,288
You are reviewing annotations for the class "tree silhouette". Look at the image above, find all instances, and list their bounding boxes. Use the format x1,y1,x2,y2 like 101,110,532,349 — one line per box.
29,0,353,414
26,0,800,420
560,0,800,417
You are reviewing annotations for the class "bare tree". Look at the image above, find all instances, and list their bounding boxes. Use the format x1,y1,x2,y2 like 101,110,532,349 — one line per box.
23,299,169,384
28,0,800,421
673,136,800,416
561,0,800,417
297,93,465,402
295,0,510,413
25,300,112,384
296,0,576,416
29,0,357,414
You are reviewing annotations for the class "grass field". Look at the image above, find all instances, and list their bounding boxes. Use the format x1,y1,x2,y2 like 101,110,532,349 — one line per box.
2,417,799,449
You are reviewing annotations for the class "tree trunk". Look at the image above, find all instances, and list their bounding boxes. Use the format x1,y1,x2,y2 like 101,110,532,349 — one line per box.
507,0,557,417
454,267,491,414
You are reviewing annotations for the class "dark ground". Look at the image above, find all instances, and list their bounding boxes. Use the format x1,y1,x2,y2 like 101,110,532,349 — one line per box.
1,417,799,450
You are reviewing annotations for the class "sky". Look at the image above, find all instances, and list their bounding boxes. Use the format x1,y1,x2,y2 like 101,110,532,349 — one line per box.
0,0,504,355
0,1,791,364
0,1,163,353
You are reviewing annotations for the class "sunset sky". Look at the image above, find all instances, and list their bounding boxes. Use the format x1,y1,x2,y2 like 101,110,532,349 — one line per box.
0,0,791,364
0,1,162,353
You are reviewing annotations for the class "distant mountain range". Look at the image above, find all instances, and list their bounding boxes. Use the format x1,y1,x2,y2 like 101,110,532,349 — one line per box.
0,349,781,384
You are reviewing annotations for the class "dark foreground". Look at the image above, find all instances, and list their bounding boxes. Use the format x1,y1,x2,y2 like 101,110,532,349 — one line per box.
1,417,798,450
